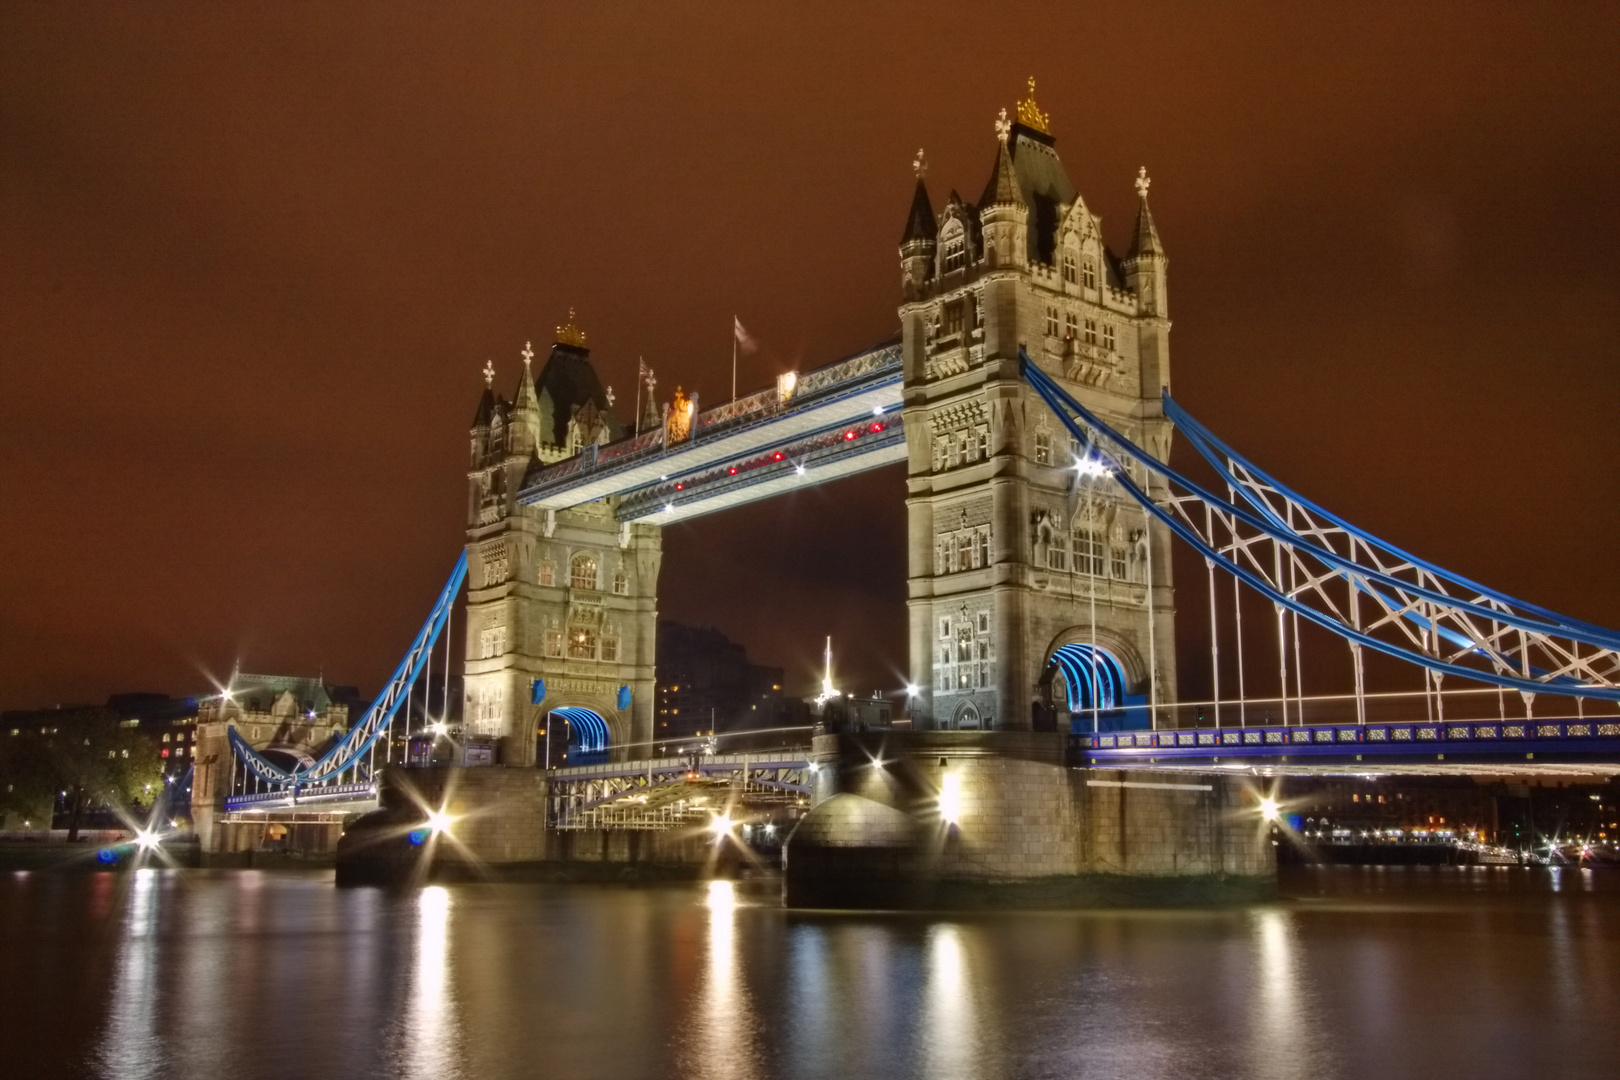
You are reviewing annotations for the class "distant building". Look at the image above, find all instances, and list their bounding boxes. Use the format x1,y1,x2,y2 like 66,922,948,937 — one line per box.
654,622,798,752
192,672,360,852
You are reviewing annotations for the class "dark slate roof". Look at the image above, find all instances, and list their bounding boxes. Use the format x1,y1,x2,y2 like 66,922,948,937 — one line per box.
977,125,1081,266
900,178,937,244
532,343,627,447
471,387,498,427
978,139,1025,208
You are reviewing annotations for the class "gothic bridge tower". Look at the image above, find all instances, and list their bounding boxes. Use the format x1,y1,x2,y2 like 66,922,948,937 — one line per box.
900,81,1177,733
463,313,661,765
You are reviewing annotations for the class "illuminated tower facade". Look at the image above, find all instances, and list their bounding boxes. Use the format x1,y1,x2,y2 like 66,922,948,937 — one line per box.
900,81,1177,732
463,314,661,764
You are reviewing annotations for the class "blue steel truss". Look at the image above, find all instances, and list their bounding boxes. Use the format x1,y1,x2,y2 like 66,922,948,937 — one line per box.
1020,351,1620,704
229,551,468,789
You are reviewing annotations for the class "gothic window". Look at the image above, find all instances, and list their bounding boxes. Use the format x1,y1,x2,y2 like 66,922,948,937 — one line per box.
956,534,972,570
544,631,564,658
484,543,509,585
568,627,597,660
1111,545,1128,579
479,625,507,659
948,436,960,468
601,633,619,663
1045,306,1060,337
1034,431,1053,465
977,428,990,459
612,566,629,595
940,617,951,640
978,612,989,634
1083,258,1097,290
1062,253,1077,284
570,552,598,591
1047,530,1068,571
1064,311,1079,340
1074,528,1105,576
1084,318,1098,346
539,561,554,587
1102,322,1116,352
943,300,965,337
959,432,971,463
942,233,966,273
972,529,987,569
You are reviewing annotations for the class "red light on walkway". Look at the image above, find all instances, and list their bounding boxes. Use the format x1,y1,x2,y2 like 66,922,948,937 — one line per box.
772,451,784,461
728,466,738,475
675,482,685,490
872,422,885,432
844,430,856,440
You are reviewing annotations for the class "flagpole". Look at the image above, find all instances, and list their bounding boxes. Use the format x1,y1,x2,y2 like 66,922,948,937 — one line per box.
731,317,738,402
635,357,643,435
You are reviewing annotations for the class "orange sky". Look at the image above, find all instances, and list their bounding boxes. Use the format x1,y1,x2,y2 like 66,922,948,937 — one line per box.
2,2,1617,708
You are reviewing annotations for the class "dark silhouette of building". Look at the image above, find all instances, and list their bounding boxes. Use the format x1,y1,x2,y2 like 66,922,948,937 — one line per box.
654,622,802,752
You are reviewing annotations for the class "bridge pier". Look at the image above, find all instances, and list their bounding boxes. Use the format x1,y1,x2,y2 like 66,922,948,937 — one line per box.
784,732,1274,908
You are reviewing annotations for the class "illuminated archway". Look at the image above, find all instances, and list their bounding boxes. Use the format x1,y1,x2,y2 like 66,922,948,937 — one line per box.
1049,643,1129,713
550,706,611,765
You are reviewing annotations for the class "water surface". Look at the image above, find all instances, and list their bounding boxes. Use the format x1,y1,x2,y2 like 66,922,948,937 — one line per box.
2,866,1617,1079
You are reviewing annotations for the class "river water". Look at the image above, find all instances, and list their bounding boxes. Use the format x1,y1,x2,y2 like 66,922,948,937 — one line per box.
1,866,1617,1079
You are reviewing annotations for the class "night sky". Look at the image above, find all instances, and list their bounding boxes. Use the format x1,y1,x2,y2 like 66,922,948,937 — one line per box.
3,4,1617,711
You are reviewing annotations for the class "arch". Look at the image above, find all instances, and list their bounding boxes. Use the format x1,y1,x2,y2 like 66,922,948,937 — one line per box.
551,706,611,765
1049,643,1128,713
950,700,982,730
569,551,599,590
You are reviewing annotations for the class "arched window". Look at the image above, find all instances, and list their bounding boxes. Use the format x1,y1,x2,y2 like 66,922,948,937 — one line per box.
568,626,597,660
570,552,598,591
612,566,629,595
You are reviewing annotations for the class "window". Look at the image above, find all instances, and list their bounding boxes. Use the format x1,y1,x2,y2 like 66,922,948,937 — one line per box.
570,552,598,591
956,534,972,570
568,627,597,660
1045,306,1060,337
1062,253,1077,284
943,300,965,337
1102,323,1116,352
539,561,554,586
977,428,990,459
162,733,170,743
1083,258,1097,289
1047,532,1068,571
940,617,951,639
1034,431,1052,465
612,567,629,595
973,529,988,568
601,635,619,663
978,612,990,633
1111,546,1128,579
479,625,507,659
1083,318,1098,346
1064,311,1079,340
545,631,564,658
484,543,509,585
943,235,966,272
1074,528,1105,575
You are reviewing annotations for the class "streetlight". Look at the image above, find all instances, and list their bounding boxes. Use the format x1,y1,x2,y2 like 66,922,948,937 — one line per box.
1259,797,1280,823
425,810,453,836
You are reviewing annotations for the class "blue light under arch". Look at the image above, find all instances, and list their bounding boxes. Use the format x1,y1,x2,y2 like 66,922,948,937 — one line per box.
551,707,611,761
1050,644,1129,713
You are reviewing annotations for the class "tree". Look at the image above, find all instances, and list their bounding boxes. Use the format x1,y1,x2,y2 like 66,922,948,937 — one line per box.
0,709,163,840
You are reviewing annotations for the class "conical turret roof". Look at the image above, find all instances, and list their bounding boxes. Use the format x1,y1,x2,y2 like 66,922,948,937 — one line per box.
1127,169,1164,259
900,177,937,244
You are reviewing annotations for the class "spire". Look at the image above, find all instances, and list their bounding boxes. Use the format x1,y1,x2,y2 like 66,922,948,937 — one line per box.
472,360,498,426
1127,166,1164,259
980,131,1024,209
901,174,937,244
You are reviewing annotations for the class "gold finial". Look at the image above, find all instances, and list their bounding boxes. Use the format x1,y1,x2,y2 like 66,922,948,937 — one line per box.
555,307,587,348
994,108,1011,144
1134,166,1151,199
482,359,495,387
913,148,927,178
520,340,534,367
1016,76,1049,134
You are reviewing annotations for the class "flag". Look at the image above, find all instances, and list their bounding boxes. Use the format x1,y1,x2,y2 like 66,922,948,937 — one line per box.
639,358,655,389
733,316,758,354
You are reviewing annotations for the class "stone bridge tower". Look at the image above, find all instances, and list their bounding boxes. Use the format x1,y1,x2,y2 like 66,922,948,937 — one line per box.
900,82,1177,733
463,314,661,765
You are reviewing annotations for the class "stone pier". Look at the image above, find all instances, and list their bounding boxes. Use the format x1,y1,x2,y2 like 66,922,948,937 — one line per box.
783,731,1274,908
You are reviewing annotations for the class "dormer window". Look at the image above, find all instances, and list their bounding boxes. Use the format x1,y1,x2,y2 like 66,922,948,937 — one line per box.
1083,258,1097,290
1062,254,1078,284
943,235,966,273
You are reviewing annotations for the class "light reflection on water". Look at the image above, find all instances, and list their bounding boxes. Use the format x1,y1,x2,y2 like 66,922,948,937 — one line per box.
1,867,1617,1080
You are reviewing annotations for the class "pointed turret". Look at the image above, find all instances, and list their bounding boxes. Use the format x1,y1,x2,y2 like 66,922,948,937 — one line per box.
900,150,939,298
1123,167,1168,319
508,341,541,456
979,110,1029,269
901,175,937,244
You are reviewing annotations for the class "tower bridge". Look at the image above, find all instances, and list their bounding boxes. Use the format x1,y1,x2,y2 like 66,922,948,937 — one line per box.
197,82,1620,900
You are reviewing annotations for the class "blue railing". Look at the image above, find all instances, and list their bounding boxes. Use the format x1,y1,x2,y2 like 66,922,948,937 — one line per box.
223,781,376,812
